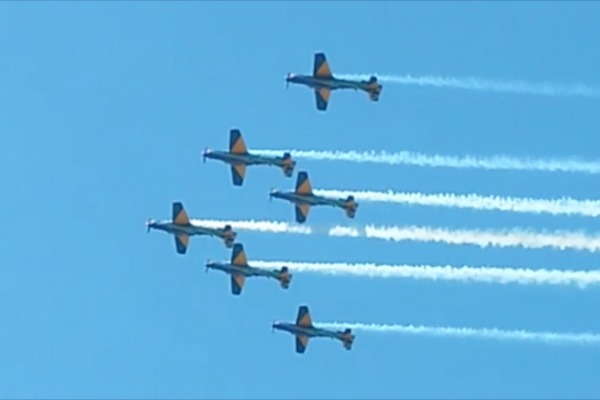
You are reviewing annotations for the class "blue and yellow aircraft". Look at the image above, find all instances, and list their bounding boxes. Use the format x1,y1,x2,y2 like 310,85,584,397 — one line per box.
205,243,292,295
272,305,355,354
146,202,237,254
285,52,382,111
203,129,296,186
269,171,358,223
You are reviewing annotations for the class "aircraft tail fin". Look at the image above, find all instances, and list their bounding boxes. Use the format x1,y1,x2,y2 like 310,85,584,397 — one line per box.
343,195,358,218
222,224,236,248
366,76,382,101
281,152,296,177
278,266,292,289
341,328,355,350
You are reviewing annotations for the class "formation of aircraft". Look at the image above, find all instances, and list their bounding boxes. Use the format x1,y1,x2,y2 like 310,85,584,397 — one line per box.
203,129,296,186
272,305,355,353
270,171,358,223
146,202,236,254
205,243,292,295
286,52,383,111
147,52,375,353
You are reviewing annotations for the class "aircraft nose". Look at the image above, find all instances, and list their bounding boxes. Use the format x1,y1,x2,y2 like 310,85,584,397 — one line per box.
202,148,211,162
269,188,279,201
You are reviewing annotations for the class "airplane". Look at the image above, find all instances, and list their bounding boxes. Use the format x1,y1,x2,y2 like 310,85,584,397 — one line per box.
202,128,296,186
269,171,358,223
272,305,355,354
205,243,292,295
146,202,237,254
285,52,382,111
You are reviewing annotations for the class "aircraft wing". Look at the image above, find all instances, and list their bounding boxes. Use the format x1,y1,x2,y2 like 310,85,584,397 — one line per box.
231,243,248,266
174,233,189,254
172,202,190,225
295,334,309,353
295,172,313,195
229,244,248,294
296,305,312,327
231,164,246,186
295,204,310,223
313,53,333,78
229,129,248,154
231,273,245,295
315,88,330,111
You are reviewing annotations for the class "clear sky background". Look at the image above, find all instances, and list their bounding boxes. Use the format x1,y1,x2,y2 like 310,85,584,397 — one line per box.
2,1,600,399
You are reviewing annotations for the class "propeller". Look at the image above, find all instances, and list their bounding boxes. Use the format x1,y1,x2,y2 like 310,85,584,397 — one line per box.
286,72,295,89
205,259,211,273
145,219,152,233
269,188,275,202
202,148,209,163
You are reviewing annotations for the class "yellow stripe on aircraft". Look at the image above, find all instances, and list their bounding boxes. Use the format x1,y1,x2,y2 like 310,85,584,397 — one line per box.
231,136,248,154
233,248,248,266
298,311,312,327
298,334,309,348
297,204,310,219
174,208,190,225
297,179,312,195
316,61,332,78
234,273,245,290
234,163,246,180
177,233,189,248
318,87,331,103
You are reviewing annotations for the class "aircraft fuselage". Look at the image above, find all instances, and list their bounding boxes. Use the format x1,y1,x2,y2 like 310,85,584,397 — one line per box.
270,191,345,208
287,75,372,91
206,262,279,279
148,221,221,237
272,322,344,340
205,151,285,167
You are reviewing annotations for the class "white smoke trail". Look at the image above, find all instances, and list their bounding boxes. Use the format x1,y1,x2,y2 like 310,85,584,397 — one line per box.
355,225,600,253
318,322,600,346
191,219,312,235
313,189,600,218
251,149,600,175
336,73,600,98
192,219,600,253
251,260,600,289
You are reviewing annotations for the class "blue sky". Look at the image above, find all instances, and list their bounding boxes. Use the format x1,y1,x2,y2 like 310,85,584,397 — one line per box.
2,1,600,398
